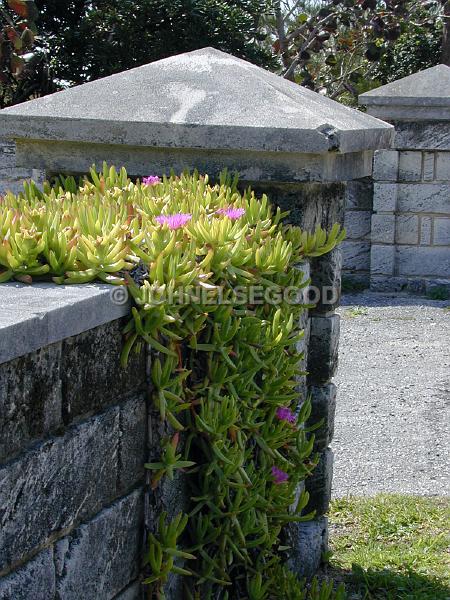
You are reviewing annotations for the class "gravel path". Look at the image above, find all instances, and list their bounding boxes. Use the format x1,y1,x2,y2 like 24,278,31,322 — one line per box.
332,291,450,497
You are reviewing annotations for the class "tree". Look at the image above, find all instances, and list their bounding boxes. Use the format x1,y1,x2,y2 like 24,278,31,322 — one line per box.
271,0,446,100
35,0,275,86
0,0,52,107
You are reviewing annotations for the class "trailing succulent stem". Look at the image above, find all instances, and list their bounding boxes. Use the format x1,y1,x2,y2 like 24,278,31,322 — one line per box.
0,165,345,599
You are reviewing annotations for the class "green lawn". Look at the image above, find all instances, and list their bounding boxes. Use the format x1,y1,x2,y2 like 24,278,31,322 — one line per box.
326,494,450,600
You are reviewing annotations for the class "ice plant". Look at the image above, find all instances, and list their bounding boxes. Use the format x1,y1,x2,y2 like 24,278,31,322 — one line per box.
272,466,289,484
217,207,245,220
276,407,296,424
155,213,192,230
143,175,161,186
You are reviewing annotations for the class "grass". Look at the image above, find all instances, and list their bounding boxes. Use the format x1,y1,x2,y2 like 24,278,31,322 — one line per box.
426,286,450,301
326,495,450,600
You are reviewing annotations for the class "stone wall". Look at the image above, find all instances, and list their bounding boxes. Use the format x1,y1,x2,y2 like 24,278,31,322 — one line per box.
370,142,450,292
341,179,373,287
0,318,147,600
0,138,44,195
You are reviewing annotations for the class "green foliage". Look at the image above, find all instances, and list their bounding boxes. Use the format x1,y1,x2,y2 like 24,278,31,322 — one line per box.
374,24,442,84
329,494,450,600
1,165,345,598
34,0,276,86
426,286,450,301
0,0,49,106
270,0,445,100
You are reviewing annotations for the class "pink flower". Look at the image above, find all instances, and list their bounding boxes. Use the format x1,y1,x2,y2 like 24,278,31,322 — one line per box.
272,466,289,485
276,407,296,424
216,207,245,220
143,175,161,186
155,213,192,230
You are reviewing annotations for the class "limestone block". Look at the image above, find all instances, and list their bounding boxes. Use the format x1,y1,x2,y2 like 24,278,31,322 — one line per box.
307,315,340,384
0,406,120,570
420,216,432,245
398,151,422,182
373,183,398,212
371,214,395,244
433,218,450,245
61,319,146,422
309,249,342,314
118,394,147,494
373,149,399,181
396,215,419,245
423,152,435,181
341,240,371,272
286,517,328,579
397,184,450,214
397,246,450,276
435,152,450,181
344,210,372,240
304,449,334,515
0,549,55,600
345,179,373,210
307,384,337,452
394,121,450,151
55,490,143,600
114,582,141,600
371,245,395,275
0,342,62,463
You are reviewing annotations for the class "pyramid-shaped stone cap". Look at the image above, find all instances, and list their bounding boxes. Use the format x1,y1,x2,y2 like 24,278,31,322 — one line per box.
0,48,392,155
360,65,450,121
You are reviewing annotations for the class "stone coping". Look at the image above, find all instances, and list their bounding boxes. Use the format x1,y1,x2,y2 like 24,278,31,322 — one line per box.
359,65,450,121
0,48,393,155
0,283,130,364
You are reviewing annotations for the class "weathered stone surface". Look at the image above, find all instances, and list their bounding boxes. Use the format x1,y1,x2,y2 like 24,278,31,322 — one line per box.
61,320,146,422
373,149,399,181
309,249,342,314
435,152,450,181
371,214,395,244
0,282,130,365
360,65,450,121
394,121,450,150
113,581,141,600
55,490,144,600
433,217,450,245
373,183,398,212
304,450,333,515
345,178,373,210
0,49,392,156
398,151,422,181
371,274,450,293
419,216,432,245
397,246,450,276
307,315,340,384
340,240,371,272
0,138,16,169
396,215,419,245
307,384,337,452
361,65,450,108
370,244,395,276
286,517,328,579
396,183,450,213
256,182,346,232
118,394,147,494
0,342,62,463
344,210,372,240
0,548,55,600
422,152,435,181
0,407,120,570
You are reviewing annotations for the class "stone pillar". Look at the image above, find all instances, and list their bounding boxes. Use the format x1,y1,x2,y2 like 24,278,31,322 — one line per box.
360,65,450,294
0,47,393,586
